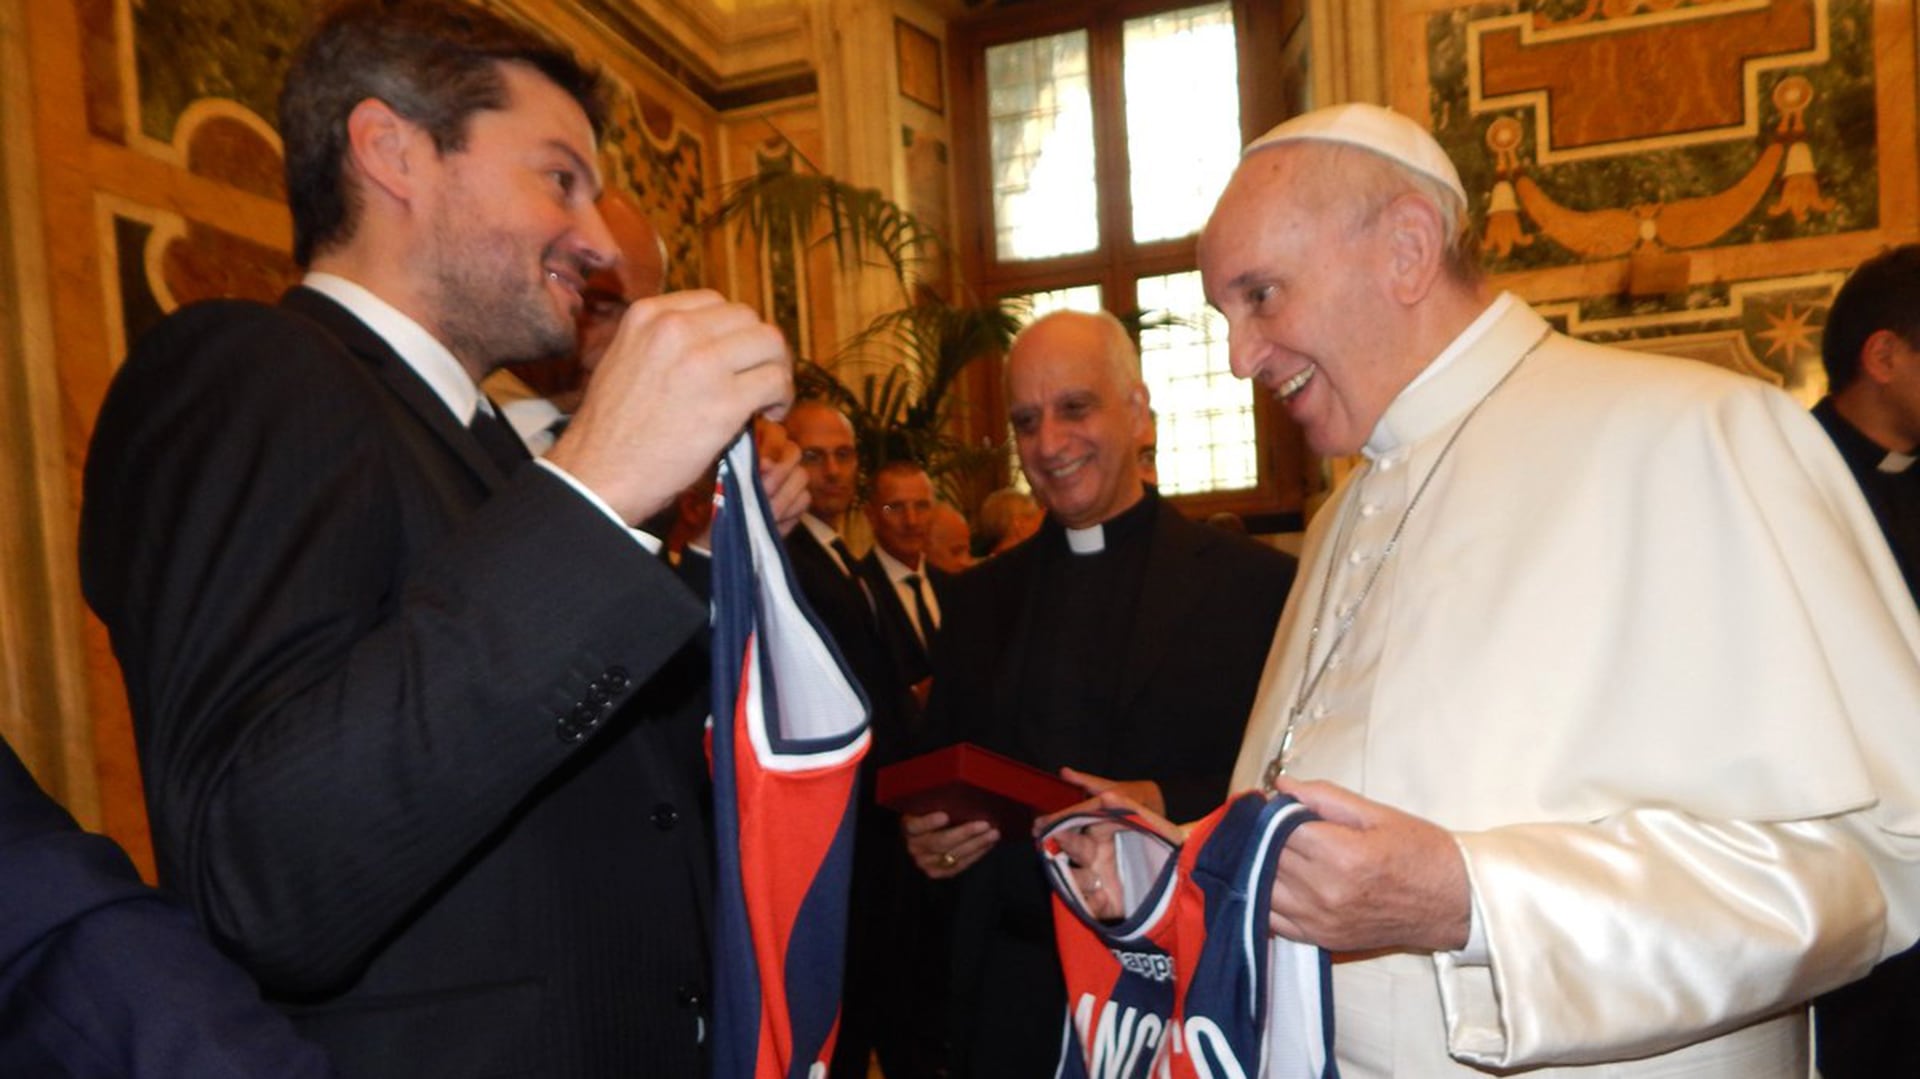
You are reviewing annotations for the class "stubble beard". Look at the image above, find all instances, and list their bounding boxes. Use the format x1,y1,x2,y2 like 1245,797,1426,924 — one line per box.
427,212,576,374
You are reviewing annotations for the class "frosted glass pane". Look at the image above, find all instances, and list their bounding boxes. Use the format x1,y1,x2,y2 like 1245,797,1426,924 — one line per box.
1013,284,1104,327
1137,270,1256,494
1124,4,1240,244
985,31,1098,261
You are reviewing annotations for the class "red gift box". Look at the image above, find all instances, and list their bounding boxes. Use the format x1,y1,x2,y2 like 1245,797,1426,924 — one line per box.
875,743,1086,837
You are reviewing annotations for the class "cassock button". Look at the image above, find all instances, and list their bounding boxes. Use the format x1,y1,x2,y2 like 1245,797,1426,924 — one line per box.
651,803,679,830
1359,502,1382,518
675,984,705,1009
1347,548,1368,566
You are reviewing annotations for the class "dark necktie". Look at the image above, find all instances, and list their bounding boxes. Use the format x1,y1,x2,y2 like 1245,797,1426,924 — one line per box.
903,572,935,646
469,404,529,474
830,537,858,578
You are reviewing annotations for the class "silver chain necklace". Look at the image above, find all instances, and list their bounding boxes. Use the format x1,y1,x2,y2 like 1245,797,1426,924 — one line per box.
1264,327,1550,786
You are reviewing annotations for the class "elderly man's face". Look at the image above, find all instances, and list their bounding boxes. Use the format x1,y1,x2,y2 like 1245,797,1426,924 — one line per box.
1200,146,1409,457
1007,316,1148,530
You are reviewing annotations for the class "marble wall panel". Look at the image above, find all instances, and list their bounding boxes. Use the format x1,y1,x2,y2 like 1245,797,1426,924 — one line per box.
23,0,779,866
1390,0,1915,395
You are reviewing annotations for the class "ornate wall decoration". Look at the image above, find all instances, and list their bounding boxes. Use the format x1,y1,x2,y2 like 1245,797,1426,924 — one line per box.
600,79,710,291
89,0,720,349
97,195,297,370
1536,273,1841,400
1397,0,1912,387
903,125,953,299
126,0,303,150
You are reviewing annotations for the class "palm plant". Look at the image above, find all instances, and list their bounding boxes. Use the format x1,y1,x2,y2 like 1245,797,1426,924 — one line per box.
709,139,1021,499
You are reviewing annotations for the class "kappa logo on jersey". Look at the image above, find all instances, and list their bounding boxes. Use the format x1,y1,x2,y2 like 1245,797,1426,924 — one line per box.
708,430,871,1079
1114,949,1174,983
1040,793,1339,1079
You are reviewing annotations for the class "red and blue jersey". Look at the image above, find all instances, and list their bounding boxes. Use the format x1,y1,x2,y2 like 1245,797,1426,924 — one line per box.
1040,792,1338,1079
708,431,871,1079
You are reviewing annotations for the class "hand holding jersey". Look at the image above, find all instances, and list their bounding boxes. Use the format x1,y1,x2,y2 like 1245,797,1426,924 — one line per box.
549,290,794,526
1265,776,1470,954
1038,794,1337,1079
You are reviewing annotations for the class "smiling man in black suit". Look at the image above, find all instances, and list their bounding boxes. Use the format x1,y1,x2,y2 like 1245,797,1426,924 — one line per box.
77,3,800,1076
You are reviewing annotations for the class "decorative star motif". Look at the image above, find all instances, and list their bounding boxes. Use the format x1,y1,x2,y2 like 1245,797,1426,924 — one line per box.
1756,303,1818,363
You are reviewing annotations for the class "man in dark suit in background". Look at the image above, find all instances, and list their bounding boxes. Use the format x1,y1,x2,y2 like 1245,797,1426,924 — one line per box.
858,460,951,703
901,310,1297,1077
77,3,799,1077
1811,244,1920,1079
0,735,331,1079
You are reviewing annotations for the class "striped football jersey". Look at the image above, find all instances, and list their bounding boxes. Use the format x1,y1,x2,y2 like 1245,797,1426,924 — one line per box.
1040,792,1338,1079
709,430,872,1079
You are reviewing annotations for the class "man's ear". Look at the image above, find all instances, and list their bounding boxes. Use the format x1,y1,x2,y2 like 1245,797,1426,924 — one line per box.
1861,329,1913,386
1380,194,1447,306
344,98,428,206
1125,381,1151,439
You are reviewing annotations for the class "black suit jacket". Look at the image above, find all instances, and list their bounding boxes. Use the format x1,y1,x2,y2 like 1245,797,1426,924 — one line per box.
921,495,1296,1076
854,554,950,690
80,288,716,1079
0,736,333,1079
926,498,1293,818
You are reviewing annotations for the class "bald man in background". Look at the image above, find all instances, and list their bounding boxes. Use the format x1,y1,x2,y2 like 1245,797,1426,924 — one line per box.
926,501,975,576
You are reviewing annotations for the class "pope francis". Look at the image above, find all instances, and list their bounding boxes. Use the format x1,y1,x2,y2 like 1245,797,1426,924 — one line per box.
1180,105,1920,1077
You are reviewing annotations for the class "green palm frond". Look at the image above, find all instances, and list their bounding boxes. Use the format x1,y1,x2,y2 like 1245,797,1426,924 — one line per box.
710,134,1021,509
835,299,1023,427
710,163,945,288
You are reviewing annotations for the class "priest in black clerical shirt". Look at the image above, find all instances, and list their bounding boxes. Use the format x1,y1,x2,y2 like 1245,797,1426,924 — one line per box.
1809,245,1920,1079
903,310,1297,1078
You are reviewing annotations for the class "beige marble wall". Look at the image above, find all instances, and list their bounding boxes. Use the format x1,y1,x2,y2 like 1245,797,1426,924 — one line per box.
0,0,100,829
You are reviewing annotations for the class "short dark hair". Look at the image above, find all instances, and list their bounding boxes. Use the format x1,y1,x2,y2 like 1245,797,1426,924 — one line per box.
1822,244,1920,391
280,0,607,266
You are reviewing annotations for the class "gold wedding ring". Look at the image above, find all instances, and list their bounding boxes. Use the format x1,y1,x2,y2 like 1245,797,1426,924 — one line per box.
939,851,957,868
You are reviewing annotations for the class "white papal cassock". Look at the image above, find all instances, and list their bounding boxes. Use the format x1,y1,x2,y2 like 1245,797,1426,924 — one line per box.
1232,293,1920,1078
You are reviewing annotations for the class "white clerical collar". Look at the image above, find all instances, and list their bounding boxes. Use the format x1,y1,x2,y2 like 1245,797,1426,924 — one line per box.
303,272,483,424
1065,524,1105,555
1880,451,1917,474
1367,287,1528,455
872,545,922,583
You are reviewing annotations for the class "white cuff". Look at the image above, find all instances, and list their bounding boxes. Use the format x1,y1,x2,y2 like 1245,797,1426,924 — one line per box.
534,458,662,555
